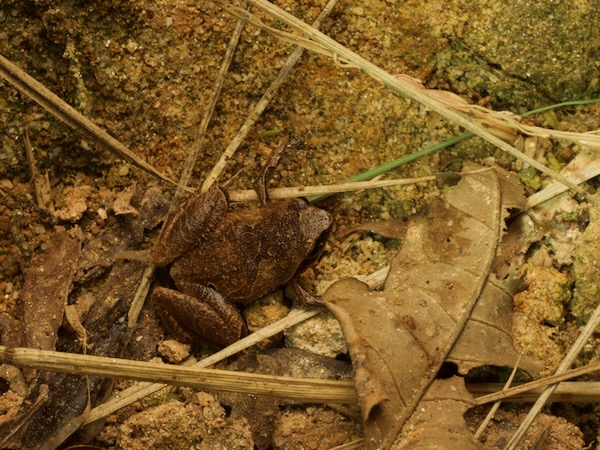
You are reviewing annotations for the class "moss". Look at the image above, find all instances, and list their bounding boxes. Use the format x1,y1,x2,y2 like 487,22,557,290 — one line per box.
519,167,542,191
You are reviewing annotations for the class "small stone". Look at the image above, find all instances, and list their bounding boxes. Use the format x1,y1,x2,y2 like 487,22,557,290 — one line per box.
97,207,108,220
0,179,13,189
157,339,191,364
285,311,347,358
118,165,130,176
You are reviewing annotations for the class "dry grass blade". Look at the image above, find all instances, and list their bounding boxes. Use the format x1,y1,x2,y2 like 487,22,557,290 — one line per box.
126,264,157,330
474,356,521,439
0,53,180,187
212,0,590,199
226,168,492,202
472,381,600,404
527,150,600,209
23,130,52,212
0,346,356,404
330,439,365,450
26,319,597,436
394,75,600,150
181,2,247,196
473,361,600,405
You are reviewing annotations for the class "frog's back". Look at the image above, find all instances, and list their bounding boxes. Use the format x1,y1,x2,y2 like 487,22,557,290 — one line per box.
170,199,330,302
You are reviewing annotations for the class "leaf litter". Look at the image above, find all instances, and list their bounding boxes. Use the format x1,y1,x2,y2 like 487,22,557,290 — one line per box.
0,186,166,448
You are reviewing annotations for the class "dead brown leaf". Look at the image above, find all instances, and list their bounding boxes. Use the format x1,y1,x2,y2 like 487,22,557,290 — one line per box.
9,259,148,450
394,376,483,450
324,168,540,449
21,232,80,355
0,312,26,395
449,274,541,375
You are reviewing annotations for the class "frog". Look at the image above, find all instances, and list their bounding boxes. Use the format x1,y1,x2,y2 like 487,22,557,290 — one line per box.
150,174,332,347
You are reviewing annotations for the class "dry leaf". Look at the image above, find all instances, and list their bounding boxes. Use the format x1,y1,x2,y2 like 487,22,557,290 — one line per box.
0,312,26,395
324,168,539,449
15,260,148,449
394,377,483,450
21,232,80,354
449,273,541,375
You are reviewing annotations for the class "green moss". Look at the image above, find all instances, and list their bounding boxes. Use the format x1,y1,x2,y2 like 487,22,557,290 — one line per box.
519,167,542,190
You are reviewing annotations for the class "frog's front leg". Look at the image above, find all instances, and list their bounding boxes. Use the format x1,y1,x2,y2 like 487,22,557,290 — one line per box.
286,278,324,307
152,282,247,347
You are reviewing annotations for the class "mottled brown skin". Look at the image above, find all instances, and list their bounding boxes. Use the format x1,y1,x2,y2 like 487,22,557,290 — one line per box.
151,187,332,347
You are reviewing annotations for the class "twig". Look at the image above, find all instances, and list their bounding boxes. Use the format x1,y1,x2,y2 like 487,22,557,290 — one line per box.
180,1,248,197
473,361,600,405
330,439,365,450
226,168,492,202
126,264,157,330
23,130,53,212
474,356,521,439
472,382,600,404
2,343,599,416
0,345,355,404
201,0,340,192
0,53,180,188
527,149,600,209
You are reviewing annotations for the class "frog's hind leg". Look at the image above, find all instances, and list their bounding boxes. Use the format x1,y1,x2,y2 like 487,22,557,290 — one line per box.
152,283,246,347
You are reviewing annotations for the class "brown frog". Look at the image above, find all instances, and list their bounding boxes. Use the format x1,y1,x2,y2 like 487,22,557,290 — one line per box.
150,185,332,347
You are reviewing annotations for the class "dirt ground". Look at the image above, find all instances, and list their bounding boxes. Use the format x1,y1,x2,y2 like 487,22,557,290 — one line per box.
1,0,599,448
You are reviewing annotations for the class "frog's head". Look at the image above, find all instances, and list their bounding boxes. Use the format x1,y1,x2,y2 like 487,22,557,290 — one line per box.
296,200,332,271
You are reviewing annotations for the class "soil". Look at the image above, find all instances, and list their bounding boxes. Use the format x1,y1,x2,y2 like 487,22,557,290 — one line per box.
0,0,599,448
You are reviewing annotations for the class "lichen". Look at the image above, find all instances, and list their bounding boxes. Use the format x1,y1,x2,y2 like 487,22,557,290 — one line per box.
514,263,571,326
